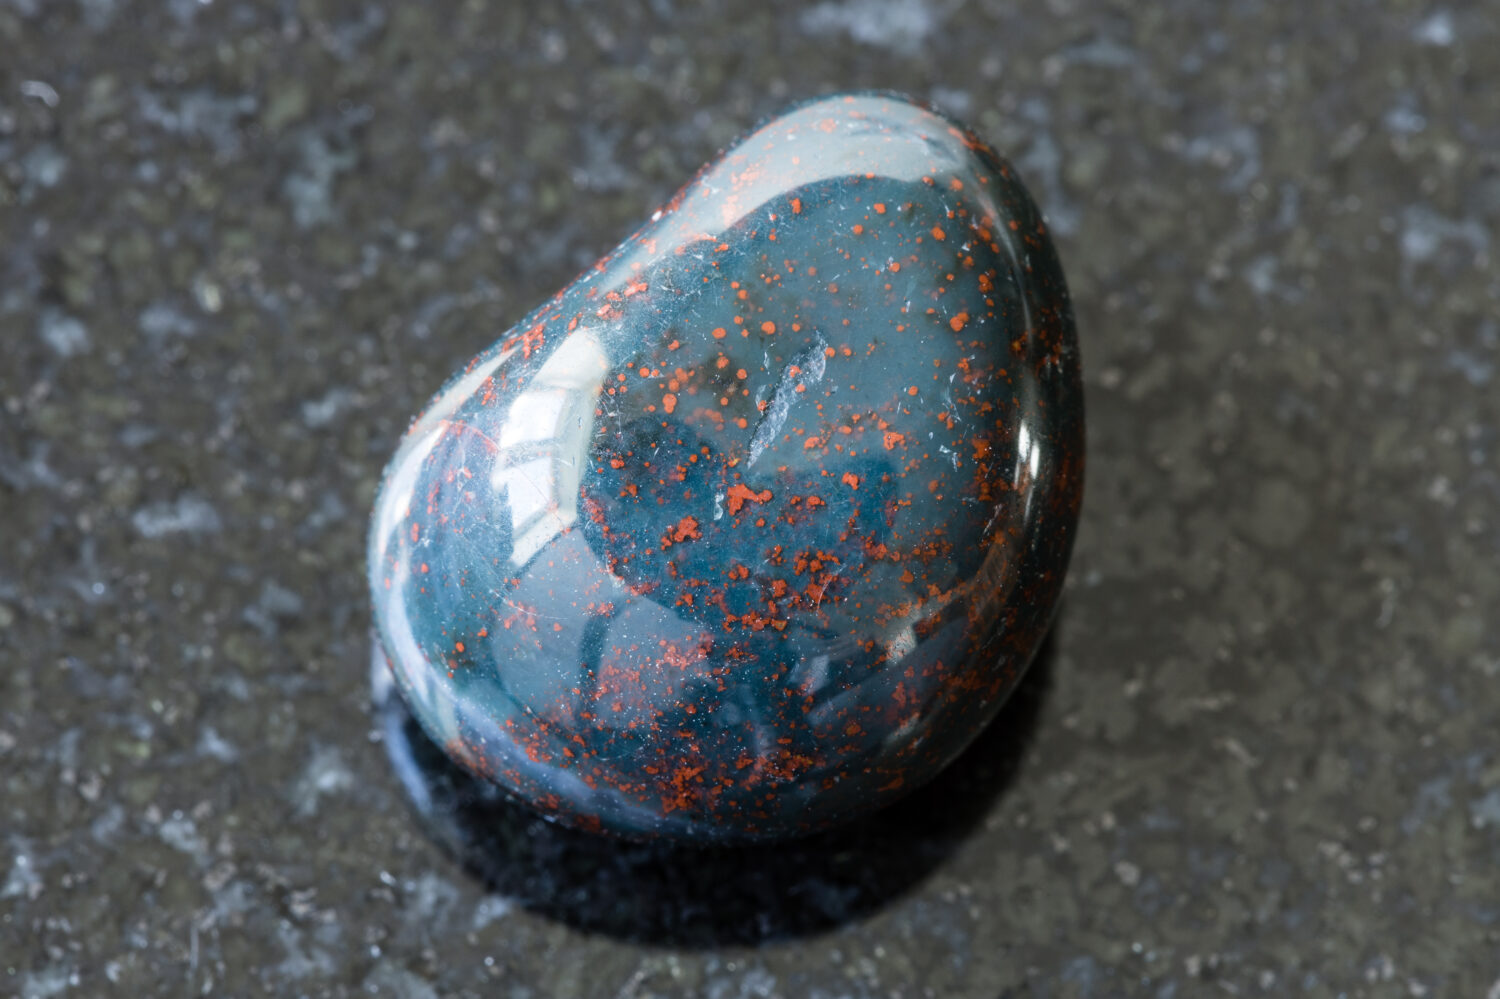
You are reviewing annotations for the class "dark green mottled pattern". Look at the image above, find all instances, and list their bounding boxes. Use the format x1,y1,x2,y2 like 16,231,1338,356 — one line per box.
369,93,1082,842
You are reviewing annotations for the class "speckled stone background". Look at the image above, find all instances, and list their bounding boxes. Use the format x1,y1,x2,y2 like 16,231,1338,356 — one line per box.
2,1,1498,996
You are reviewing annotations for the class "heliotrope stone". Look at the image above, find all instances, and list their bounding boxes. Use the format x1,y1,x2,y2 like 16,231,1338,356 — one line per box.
368,93,1083,844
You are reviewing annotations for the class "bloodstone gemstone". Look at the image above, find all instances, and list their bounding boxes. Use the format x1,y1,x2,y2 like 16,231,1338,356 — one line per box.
368,93,1083,844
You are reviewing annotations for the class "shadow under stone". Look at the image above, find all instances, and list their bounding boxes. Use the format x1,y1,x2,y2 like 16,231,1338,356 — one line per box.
373,631,1056,947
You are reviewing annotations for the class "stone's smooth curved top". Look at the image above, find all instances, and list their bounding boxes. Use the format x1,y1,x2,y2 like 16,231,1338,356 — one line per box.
368,93,1083,843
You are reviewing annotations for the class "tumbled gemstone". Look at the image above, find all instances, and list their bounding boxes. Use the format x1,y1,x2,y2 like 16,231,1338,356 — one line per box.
368,93,1083,843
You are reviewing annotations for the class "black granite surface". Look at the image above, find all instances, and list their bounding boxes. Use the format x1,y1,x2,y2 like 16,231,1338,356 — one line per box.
2,1,1498,996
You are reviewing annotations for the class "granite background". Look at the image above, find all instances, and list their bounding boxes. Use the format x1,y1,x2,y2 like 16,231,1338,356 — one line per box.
2,0,1498,996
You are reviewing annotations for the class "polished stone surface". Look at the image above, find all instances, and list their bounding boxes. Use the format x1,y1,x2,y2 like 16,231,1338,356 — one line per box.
369,641,1052,944
5,1,1500,994
369,94,1082,842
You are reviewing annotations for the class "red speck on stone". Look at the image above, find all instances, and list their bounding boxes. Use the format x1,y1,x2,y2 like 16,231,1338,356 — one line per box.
726,483,772,515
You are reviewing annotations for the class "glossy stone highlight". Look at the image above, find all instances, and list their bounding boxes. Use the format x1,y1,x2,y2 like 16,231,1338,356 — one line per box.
368,93,1083,843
